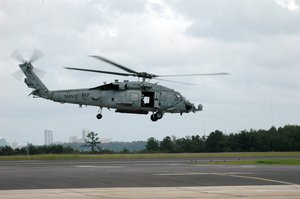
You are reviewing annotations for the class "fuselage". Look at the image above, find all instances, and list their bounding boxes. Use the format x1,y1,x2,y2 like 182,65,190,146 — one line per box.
50,80,194,114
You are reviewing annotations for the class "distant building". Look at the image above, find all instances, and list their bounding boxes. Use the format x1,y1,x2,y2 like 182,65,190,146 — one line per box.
69,135,79,143
44,130,53,145
0,137,8,146
81,129,90,143
11,141,18,149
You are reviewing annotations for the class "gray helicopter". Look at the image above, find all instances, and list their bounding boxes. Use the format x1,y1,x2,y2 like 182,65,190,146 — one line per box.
12,50,228,121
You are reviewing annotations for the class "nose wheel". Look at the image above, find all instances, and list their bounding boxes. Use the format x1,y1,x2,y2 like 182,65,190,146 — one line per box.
150,111,163,122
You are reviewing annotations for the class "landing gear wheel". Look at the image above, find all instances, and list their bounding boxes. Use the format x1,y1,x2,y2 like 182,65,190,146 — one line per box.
155,111,163,119
150,114,158,122
96,107,103,120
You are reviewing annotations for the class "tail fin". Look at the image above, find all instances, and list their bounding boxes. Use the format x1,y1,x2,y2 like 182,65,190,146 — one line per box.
19,62,51,99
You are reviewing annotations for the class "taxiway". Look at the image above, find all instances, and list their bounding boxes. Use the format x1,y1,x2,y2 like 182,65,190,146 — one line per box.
0,157,299,198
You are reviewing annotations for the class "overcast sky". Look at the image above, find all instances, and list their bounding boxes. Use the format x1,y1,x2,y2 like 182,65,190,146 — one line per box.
1,0,300,146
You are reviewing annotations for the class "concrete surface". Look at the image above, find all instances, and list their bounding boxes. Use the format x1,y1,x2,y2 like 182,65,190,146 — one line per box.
0,185,300,199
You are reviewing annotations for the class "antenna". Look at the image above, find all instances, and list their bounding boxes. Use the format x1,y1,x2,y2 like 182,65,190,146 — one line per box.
270,95,274,127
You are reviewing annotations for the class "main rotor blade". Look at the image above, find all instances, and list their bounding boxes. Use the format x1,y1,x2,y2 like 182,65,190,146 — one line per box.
65,67,133,77
29,49,44,63
159,72,230,77
89,55,138,74
10,50,25,63
155,78,195,85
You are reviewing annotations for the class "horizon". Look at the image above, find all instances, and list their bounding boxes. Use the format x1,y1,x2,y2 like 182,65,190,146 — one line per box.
1,124,298,147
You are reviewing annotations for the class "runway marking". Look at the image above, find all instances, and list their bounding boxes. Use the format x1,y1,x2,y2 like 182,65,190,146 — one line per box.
240,165,256,168
155,172,298,185
155,172,252,176
220,174,298,185
74,165,122,168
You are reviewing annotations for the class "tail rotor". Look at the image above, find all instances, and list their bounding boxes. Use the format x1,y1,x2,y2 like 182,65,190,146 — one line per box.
11,49,46,80
10,50,26,63
29,49,44,63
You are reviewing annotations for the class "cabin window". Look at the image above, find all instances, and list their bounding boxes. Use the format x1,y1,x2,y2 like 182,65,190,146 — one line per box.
129,93,139,101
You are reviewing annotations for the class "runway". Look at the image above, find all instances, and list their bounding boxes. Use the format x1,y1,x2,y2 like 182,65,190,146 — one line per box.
0,157,300,198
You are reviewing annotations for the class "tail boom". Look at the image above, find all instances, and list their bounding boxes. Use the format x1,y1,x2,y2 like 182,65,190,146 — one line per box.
19,62,51,99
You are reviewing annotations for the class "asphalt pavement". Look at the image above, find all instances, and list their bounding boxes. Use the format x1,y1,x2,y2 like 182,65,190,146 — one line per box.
0,157,299,190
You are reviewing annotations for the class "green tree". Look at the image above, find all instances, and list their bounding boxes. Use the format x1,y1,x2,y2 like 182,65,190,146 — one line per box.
121,147,130,154
0,146,15,156
238,131,251,152
205,130,226,152
191,135,206,152
145,137,160,152
83,131,101,153
281,125,300,151
225,133,238,151
160,136,175,152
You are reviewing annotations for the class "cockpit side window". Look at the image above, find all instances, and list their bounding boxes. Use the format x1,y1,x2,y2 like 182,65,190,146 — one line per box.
175,93,182,101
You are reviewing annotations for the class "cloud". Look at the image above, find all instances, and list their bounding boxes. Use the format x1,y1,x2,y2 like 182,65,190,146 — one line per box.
275,0,299,11
169,0,300,41
0,0,299,145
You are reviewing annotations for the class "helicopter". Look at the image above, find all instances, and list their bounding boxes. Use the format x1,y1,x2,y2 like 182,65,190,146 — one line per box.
12,50,229,122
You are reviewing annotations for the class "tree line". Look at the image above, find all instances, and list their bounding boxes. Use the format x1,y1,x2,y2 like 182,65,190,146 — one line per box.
0,144,75,156
0,125,299,155
145,125,300,153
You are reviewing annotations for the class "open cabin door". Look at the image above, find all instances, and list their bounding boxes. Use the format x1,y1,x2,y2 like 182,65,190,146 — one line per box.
141,91,155,108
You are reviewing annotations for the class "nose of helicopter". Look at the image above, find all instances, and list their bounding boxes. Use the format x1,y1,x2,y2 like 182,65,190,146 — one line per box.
184,100,203,112
184,101,194,112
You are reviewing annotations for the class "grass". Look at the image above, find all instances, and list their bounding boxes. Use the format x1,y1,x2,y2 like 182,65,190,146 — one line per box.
0,151,300,161
256,159,300,165
196,159,300,165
